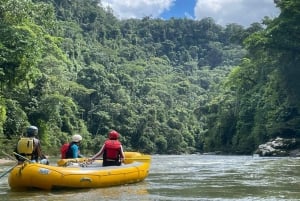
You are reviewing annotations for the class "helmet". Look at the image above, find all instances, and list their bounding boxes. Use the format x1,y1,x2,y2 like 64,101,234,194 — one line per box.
72,134,82,142
27,126,38,137
108,130,119,140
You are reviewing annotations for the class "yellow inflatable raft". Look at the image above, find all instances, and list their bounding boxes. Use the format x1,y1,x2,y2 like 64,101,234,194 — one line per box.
8,152,151,190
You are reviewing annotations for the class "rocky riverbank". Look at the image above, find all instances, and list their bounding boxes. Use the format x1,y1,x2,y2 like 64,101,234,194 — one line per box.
255,137,300,157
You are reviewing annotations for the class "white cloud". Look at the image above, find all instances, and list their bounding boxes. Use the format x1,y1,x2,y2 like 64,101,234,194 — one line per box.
194,0,280,27
99,0,279,27
100,0,175,19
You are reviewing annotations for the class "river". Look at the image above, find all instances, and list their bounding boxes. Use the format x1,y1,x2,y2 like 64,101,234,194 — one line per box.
1,154,300,201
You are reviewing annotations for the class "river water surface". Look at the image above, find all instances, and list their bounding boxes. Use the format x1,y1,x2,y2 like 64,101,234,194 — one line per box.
1,154,300,201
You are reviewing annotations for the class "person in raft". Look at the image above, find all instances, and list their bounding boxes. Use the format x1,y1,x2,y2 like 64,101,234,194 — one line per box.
64,134,84,159
14,125,49,165
89,130,125,166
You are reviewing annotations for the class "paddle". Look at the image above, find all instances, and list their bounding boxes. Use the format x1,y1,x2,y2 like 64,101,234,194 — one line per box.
2,151,17,161
12,152,32,163
0,151,18,179
0,163,18,179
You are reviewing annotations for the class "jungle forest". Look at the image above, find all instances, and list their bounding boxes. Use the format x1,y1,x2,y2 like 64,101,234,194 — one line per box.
0,0,299,156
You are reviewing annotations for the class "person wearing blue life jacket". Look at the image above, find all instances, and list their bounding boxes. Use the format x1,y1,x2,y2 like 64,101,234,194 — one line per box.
65,134,84,159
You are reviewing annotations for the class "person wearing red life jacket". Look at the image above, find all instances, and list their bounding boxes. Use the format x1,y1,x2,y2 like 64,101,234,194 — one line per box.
90,130,125,166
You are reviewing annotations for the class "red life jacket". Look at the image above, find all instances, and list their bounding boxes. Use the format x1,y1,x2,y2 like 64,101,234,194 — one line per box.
60,143,69,159
104,140,121,160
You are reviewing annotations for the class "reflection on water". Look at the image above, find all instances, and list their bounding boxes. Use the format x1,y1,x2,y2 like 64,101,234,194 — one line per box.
1,155,300,200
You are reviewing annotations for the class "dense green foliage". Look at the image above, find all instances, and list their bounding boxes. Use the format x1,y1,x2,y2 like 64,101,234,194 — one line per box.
203,0,300,154
0,0,298,156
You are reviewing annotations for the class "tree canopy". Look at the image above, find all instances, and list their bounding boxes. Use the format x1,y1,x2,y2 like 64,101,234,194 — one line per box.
0,0,298,156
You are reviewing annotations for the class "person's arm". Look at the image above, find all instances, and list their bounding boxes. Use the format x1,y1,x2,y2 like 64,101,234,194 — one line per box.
91,144,105,160
33,139,49,164
34,138,43,158
78,149,84,158
120,145,125,161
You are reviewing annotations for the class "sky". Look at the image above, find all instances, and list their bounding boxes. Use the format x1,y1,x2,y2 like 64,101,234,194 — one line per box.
100,0,280,27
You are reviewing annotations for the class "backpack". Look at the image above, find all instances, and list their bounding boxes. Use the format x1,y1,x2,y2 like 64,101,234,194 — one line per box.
17,138,34,154
60,143,70,159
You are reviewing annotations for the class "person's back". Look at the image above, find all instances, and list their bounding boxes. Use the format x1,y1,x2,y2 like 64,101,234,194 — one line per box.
103,138,123,166
15,125,45,164
90,130,125,166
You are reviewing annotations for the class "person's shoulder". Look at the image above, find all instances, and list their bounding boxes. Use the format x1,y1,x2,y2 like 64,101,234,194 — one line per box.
33,138,40,142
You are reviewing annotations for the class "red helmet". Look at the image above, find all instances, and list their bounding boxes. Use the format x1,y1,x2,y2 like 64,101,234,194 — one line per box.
109,130,119,140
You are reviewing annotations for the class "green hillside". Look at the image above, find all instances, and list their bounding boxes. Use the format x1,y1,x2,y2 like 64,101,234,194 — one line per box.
0,0,299,156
